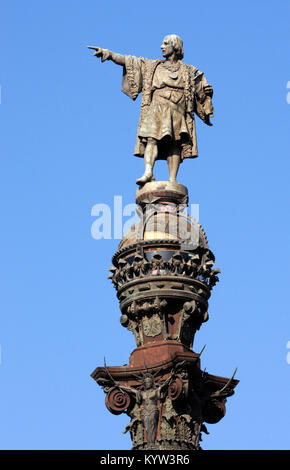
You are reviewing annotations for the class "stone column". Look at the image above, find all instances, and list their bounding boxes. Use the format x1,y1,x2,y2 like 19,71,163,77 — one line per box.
91,181,238,450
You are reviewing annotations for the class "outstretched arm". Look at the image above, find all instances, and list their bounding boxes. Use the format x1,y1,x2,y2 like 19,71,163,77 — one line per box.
118,384,138,397
159,373,174,393
87,46,125,66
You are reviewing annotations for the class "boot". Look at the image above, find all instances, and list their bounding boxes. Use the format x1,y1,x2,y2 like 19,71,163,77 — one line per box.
136,164,154,185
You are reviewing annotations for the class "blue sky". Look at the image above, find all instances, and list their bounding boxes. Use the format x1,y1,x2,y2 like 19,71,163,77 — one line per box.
0,0,289,449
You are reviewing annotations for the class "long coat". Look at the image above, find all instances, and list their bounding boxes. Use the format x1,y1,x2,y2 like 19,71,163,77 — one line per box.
121,55,214,159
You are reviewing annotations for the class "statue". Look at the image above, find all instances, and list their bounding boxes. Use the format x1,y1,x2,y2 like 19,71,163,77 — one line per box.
122,373,173,446
88,34,214,185
105,367,173,447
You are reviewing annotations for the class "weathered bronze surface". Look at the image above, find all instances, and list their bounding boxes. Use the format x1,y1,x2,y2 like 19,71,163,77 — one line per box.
88,34,213,185
92,346,238,450
88,36,238,450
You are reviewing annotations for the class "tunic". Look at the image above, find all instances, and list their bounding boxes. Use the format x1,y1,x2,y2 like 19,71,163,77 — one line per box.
121,55,214,160
139,62,188,143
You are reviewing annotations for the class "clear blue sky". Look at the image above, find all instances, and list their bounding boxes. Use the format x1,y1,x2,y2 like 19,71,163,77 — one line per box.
0,0,289,450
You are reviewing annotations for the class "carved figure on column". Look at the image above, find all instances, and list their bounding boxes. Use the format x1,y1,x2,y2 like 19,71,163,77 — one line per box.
88,34,214,185
112,372,173,447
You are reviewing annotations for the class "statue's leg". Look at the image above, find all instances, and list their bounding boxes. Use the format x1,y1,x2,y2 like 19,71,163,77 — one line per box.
136,138,158,185
167,142,181,182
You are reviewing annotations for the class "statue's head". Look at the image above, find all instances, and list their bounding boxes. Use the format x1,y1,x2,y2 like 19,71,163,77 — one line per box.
143,375,154,390
161,34,184,60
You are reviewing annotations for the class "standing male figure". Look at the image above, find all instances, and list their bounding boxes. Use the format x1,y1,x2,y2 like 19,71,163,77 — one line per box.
88,35,214,185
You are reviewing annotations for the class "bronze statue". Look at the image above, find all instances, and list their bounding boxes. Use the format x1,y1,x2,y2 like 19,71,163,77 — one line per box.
88,34,214,185
90,37,239,450
108,371,173,446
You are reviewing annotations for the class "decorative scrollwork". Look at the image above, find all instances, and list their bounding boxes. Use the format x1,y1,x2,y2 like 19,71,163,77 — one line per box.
168,376,183,401
105,387,131,415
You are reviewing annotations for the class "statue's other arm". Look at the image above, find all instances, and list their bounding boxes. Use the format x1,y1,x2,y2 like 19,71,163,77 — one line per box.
158,373,175,398
194,70,214,126
87,46,125,66
117,384,138,397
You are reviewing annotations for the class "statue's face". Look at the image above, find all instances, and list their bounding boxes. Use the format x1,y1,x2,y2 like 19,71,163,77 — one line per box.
161,36,175,58
144,377,153,389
